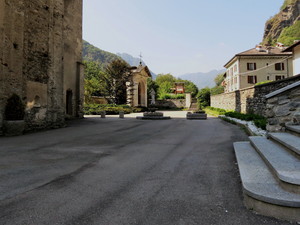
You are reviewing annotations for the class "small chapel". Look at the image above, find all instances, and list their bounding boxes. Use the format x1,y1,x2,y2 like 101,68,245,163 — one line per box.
126,63,152,107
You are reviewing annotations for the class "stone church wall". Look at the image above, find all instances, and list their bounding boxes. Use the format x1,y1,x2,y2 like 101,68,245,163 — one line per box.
0,0,83,134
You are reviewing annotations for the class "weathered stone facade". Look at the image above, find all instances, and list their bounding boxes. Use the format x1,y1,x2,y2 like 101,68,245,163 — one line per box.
266,82,300,132
211,74,300,116
0,0,83,134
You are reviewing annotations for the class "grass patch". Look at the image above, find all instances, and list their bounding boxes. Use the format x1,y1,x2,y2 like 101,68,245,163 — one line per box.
204,106,228,117
204,107,267,130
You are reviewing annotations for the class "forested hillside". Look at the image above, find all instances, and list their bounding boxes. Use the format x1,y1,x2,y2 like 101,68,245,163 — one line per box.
82,40,125,69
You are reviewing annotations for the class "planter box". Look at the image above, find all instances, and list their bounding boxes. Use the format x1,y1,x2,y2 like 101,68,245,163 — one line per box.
3,120,25,136
186,112,207,120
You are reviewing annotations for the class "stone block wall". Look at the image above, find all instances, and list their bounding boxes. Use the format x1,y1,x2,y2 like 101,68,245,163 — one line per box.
0,1,83,134
154,99,186,109
266,85,300,132
211,92,237,111
211,74,300,116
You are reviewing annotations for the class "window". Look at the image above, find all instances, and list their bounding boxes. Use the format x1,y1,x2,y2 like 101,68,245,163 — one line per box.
275,63,284,70
248,75,257,84
267,76,270,80
247,63,256,70
275,75,285,81
234,65,237,72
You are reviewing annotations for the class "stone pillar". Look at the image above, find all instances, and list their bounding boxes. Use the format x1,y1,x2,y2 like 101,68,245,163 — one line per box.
185,93,192,108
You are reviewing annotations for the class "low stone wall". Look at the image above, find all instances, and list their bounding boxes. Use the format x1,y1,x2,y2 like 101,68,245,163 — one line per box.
211,75,300,116
210,92,237,111
154,99,186,109
266,84,300,132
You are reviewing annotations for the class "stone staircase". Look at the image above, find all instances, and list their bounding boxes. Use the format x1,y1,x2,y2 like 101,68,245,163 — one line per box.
189,99,198,111
233,125,300,222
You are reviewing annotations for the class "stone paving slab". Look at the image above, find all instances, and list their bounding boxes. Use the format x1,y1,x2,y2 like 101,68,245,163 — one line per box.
286,125,300,134
269,132,300,155
234,142,300,207
249,136,300,185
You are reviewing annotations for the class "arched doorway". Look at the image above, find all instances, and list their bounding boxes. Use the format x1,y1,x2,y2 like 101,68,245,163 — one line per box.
66,89,73,115
138,82,145,106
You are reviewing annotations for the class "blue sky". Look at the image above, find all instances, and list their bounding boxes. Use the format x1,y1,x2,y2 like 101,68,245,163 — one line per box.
83,0,284,76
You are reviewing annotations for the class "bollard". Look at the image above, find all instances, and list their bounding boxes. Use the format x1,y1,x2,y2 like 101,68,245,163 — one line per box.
100,111,106,118
119,111,124,119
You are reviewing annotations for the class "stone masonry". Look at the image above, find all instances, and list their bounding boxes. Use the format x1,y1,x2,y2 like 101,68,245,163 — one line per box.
266,82,300,132
211,74,300,116
0,0,83,134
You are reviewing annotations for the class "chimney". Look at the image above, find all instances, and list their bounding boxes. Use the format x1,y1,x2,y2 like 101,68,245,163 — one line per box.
276,42,285,49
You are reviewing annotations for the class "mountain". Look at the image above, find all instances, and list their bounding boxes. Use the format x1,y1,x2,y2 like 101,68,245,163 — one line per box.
178,69,226,89
82,40,124,69
117,53,157,79
262,0,300,46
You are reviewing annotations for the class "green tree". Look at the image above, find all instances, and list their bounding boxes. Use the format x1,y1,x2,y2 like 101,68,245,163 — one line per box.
210,73,225,95
147,78,159,98
84,61,105,103
155,73,177,98
214,73,225,86
156,73,177,85
197,87,211,108
101,59,132,105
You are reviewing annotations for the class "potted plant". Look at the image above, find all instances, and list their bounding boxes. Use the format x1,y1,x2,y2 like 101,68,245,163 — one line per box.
3,93,26,136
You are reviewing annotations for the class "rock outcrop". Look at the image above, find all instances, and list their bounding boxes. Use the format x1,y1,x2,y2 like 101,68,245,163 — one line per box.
262,0,300,45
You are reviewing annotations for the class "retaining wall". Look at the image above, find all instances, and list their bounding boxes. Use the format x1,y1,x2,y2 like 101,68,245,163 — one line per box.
211,75,300,116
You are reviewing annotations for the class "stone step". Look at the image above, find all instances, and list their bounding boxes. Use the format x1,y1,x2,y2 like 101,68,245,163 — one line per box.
249,136,300,189
234,142,300,209
269,132,300,156
286,125,300,137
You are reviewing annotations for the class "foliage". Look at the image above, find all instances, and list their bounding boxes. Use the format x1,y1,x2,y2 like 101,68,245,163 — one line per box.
214,73,225,86
176,79,198,97
156,73,177,85
255,80,273,86
281,0,297,10
277,21,300,46
155,73,198,99
4,94,25,120
101,59,132,105
147,78,159,98
83,40,124,69
84,104,133,115
210,73,225,95
197,87,211,108
225,111,267,130
204,106,227,116
158,93,185,100
210,86,224,95
83,41,129,104
84,61,105,103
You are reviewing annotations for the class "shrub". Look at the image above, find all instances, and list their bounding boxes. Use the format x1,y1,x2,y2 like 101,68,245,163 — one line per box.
84,104,133,115
224,111,267,130
158,93,185,100
255,80,273,86
5,94,25,120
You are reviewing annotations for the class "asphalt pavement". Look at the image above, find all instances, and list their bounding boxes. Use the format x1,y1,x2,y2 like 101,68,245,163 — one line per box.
0,112,295,224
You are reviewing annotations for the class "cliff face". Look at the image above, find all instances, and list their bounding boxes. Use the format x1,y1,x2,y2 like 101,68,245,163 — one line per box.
262,0,300,45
